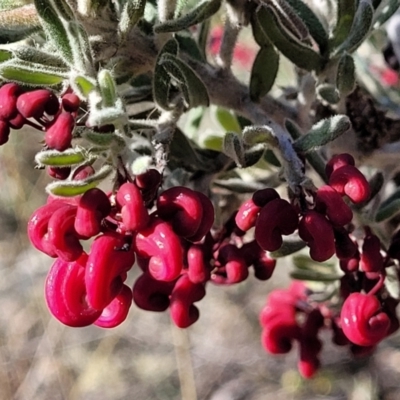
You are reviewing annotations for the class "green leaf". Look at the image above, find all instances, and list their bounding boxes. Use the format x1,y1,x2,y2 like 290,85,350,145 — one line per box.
83,130,118,147
330,0,357,49
242,125,278,147
316,83,340,104
285,119,328,182
336,0,374,54
13,46,67,69
33,0,74,65
269,235,306,258
250,44,279,102
0,48,12,62
119,0,146,39
184,106,205,136
202,134,223,151
35,147,88,167
214,107,241,134
176,32,204,62
336,52,356,95
293,115,351,153
0,60,67,85
223,131,244,167
98,69,118,107
375,188,400,222
153,38,178,111
71,73,96,98
285,0,329,54
374,0,400,28
154,0,221,33
46,164,113,197
257,4,323,72
160,53,209,108
290,269,341,282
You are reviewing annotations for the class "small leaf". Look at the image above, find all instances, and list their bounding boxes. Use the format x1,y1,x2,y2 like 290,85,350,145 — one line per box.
0,48,12,62
154,0,221,33
269,235,306,258
87,98,127,127
13,46,67,69
214,107,241,134
285,0,329,54
285,119,328,182
336,52,356,95
0,60,67,85
98,69,118,107
153,38,178,111
33,0,74,65
316,83,341,104
250,45,279,102
336,0,374,54
257,4,324,72
242,125,278,147
83,130,118,147
290,269,341,282
160,53,209,108
46,164,113,197
71,73,97,98
223,131,244,167
374,0,400,28
176,32,204,62
293,115,351,153
375,188,400,222
35,147,88,167
119,0,146,39
202,134,223,151
330,0,357,49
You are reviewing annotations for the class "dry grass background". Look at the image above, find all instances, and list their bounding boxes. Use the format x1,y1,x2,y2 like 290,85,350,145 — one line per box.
2,129,400,400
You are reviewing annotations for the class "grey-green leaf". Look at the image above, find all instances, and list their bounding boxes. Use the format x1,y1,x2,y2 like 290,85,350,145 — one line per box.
336,0,374,54
257,4,323,72
285,0,329,54
330,0,357,49
33,0,74,65
250,44,279,102
0,60,67,85
336,52,356,95
153,38,178,111
46,164,113,197
293,115,351,153
35,148,87,167
154,0,221,33
160,53,209,108
375,188,400,222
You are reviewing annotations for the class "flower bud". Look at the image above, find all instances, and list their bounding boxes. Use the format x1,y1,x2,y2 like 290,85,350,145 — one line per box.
360,230,384,273
0,83,21,120
187,191,214,242
325,153,355,178
329,165,370,204
212,244,249,284
157,187,203,238
62,93,80,112
340,293,390,346
315,185,353,226
16,89,59,119
134,218,183,281
299,211,335,262
170,274,206,328
255,198,298,252
45,254,102,327
94,284,132,328
45,111,74,151
187,244,212,284
116,182,149,232
74,188,111,238
132,272,175,311
0,120,10,145
85,233,136,309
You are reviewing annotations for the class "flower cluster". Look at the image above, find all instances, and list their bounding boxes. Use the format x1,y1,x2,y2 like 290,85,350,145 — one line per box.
0,83,79,150
2,81,398,379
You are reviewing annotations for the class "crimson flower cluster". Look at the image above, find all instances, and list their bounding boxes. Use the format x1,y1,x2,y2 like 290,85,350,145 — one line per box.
2,82,398,379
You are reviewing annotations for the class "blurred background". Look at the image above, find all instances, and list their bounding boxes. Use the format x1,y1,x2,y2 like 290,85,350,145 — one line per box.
2,18,400,400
